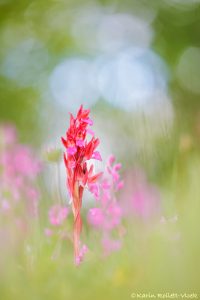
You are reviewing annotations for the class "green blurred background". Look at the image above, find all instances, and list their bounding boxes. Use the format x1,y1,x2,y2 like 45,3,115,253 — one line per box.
1,0,200,144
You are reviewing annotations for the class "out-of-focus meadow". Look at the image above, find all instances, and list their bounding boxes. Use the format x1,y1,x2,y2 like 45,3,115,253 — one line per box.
0,0,200,299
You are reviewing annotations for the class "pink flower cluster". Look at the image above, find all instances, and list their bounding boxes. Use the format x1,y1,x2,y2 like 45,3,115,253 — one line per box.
87,155,125,256
0,124,41,218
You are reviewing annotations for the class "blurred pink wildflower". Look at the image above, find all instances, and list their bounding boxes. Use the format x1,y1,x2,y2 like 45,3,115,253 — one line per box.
75,244,88,265
0,124,41,255
44,228,53,237
88,155,125,256
48,205,68,226
102,237,122,256
0,124,41,218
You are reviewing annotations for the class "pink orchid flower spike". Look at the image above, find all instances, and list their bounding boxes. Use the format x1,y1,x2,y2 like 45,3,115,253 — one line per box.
61,105,102,265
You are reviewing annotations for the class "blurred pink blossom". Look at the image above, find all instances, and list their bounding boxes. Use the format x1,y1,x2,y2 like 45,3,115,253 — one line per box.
75,244,88,266
48,205,68,226
102,237,122,256
0,124,41,222
87,155,125,256
12,146,41,178
1,199,10,212
88,208,104,228
44,228,53,237
0,124,17,145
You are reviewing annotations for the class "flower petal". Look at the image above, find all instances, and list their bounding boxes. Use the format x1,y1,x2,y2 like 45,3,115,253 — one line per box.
92,151,102,161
